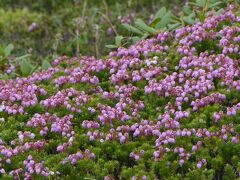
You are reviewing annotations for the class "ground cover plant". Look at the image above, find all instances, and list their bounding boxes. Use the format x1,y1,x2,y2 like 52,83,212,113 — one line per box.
0,1,240,180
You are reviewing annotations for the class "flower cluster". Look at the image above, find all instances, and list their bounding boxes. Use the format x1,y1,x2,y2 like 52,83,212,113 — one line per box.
27,113,74,137
118,13,135,24
9,155,54,180
62,149,95,165
129,150,145,161
196,159,207,169
56,136,74,152
82,120,100,129
41,88,89,113
0,79,46,114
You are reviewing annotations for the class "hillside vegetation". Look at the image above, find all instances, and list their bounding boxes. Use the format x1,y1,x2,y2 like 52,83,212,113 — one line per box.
0,1,240,180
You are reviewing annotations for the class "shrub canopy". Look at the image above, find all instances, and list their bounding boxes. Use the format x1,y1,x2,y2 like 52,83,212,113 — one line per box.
0,4,240,179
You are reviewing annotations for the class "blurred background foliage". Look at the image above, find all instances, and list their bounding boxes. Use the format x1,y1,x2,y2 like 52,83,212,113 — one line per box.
0,0,184,59
0,0,236,78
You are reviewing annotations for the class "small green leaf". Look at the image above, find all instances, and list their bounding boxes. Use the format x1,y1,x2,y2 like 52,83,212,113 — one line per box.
105,45,118,49
42,60,52,70
135,19,156,34
0,74,9,80
0,56,3,62
154,7,167,19
115,36,123,46
183,16,196,25
131,36,141,44
0,57,7,66
209,2,223,9
82,31,88,44
189,12,196,18
156,11,172,29
142,33,149,39
16,54,31,60
182,6,192,15
122,23,144,35
4,44,14,57
31,65,38,74
196,0,206,7
150,17,161,28
216,8,224,15
20,59,33,76
171,15,181,23
168,23,182,31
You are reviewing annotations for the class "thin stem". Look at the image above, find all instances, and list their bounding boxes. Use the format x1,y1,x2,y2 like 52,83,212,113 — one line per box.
95,25,100,58
76,29,80,56
82,0,87,17
97,11,118,36
102,0,109,15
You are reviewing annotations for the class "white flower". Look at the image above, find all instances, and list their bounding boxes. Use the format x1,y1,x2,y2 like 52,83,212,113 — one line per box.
153,56,159,61
145,59,151,66
0,168,6,174
19,134,24,142
152,60,157,64
0,118,5,122
30,133,35,139
145,58,159,66
0,105,5,112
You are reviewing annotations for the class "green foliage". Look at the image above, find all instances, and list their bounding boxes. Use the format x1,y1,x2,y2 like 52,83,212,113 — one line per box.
118,0,229,47
106,35,124,49
223,164,236,180
0,44,14,73
19,59,35,76
41,59,52,70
